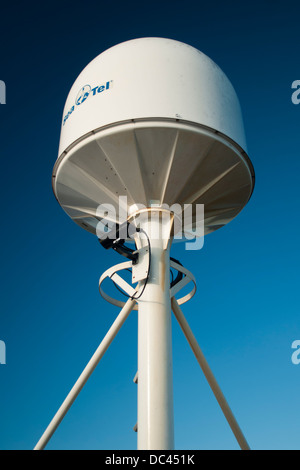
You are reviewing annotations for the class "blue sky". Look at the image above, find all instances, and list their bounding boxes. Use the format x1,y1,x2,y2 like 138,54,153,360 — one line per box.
0,0,300,450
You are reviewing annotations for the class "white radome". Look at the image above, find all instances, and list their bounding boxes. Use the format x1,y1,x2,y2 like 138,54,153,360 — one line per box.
52,38,254,237
37,38,254,451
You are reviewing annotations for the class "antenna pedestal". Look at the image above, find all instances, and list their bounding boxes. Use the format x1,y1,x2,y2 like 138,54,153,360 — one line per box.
133,209,174,450
34,210,250,450
43,37,255,450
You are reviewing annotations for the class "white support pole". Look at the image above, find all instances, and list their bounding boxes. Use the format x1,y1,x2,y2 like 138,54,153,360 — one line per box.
34,297,136,450
171,297,250,451
135,210,174,450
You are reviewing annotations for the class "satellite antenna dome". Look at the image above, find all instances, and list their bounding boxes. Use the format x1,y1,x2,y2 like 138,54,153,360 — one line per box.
36,39,254,451
52,37,254,238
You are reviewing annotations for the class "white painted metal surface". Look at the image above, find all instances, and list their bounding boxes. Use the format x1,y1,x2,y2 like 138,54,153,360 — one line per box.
34,297,136,450
171,298,250,450
35,209,251,449
98,257,196,308
44,39,253,451
134,210,174,449
58,38,247,153
53,38,254,238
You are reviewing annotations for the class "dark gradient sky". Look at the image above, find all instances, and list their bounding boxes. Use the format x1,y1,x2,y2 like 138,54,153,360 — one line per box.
0,0,300,450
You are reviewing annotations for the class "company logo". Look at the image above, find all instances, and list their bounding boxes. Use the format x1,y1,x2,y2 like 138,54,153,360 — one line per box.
63,80,113,126
75,85,91,106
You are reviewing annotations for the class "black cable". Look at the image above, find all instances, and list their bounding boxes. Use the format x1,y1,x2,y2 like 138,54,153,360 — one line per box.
110,278,132,298
109,247,184,300
109,268,140,299
108,228,151,301
170,268,174,285
170,257,184,288
129,228,151,300
100,223,183,299
112,239,138,263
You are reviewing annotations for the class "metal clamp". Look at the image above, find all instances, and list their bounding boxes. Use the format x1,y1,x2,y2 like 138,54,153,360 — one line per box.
99,259,196,308
99,261,139,309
